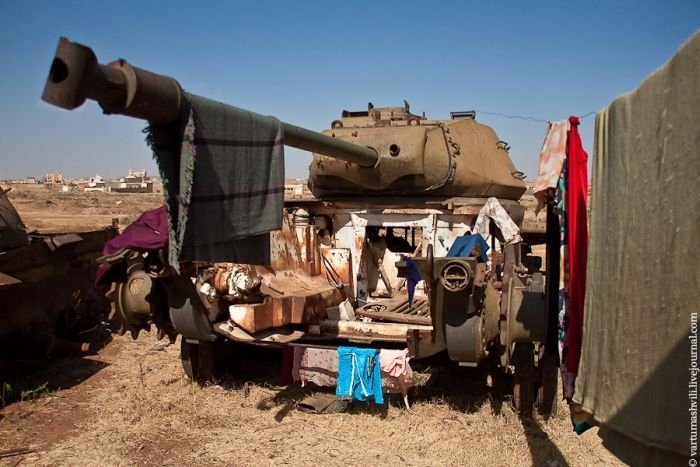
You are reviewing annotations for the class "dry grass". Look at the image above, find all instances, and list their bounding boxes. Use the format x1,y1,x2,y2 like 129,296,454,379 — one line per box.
0,184,625,466
1,332,624,466
5,184,162,233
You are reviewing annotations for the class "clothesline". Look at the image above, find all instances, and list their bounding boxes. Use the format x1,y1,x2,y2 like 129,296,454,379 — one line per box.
473,109,596,123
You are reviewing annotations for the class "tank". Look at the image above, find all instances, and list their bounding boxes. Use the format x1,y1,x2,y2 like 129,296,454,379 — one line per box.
40,37,557,416
0,185,117,362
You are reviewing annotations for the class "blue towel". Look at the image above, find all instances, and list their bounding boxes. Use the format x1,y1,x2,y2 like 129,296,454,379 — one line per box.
336,347,383,404
573,419,594,435
446,234,490,261
403,256,422,307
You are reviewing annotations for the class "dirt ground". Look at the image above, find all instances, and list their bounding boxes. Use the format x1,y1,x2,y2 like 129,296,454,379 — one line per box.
5,184,162,233
0,332,624,467
0,186,624,466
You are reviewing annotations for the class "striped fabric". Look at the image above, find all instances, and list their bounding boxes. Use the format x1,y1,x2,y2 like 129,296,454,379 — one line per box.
147,93,284,268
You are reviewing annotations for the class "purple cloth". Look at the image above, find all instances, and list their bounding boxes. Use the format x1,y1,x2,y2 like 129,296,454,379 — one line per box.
95,205,169,286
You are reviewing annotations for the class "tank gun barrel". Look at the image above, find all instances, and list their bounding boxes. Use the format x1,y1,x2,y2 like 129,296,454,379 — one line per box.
41,37,378,166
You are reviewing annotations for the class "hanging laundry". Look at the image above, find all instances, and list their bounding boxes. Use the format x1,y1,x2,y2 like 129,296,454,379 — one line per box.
95,205,169,286
292,347,338,388
554,165,576,400
403,256,422,307
575,32,699,462
564,116,588,375
291,346,415,410
336,347,383,404
533,117,589,406
447,233,490,262
147,93,284,270
379,348,412,379
379,348,415,412
533,120,571,213
473,197,523,245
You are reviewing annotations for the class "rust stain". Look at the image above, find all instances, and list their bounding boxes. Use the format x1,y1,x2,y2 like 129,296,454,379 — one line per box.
354,235,364,255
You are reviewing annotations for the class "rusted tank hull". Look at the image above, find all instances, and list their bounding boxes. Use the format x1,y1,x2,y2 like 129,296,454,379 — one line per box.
108,197,533,360
0,228,117,358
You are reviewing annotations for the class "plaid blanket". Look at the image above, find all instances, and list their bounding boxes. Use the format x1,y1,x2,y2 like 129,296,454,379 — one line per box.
147,93,284,268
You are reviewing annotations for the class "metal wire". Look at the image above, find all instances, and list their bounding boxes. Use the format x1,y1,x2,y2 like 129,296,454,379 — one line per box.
474,109,597,123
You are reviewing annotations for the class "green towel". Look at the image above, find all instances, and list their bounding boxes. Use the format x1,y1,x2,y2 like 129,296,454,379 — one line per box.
147,93,284,268
574,31,699,460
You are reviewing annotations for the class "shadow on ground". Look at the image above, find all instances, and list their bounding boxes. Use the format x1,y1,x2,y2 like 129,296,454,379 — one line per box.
196,342,571,464
202,343,514,419
521,416,570,466
0,355,109,408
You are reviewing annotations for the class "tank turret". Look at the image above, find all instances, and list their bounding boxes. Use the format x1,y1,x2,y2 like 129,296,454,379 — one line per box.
310,103,526,200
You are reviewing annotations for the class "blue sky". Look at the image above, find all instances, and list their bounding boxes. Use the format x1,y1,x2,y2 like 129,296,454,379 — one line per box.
0,1,698,180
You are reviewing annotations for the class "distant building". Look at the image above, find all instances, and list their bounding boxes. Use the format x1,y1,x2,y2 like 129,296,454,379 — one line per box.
128,169,146,178
84,174,108,192
110,169,154,193
5,177,39,184
45,172,64,184
152,179,163,194
284,179,313,199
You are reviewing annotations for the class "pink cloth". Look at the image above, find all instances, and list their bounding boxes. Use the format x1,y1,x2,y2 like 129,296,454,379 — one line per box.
379,348,414,395
379,348,411,377
533,120,571,212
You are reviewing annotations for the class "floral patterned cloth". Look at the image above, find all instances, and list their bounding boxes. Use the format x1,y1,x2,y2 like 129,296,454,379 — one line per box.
533,120,571,212
292,347,338,387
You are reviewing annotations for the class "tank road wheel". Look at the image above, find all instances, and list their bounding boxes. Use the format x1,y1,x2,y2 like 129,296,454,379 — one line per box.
180,339,217,383
180,339,199,380
535,347,559,417
512,342,535,417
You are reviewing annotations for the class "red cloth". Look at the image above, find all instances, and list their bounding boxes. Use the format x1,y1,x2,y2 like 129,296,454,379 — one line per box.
565,116,588,373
